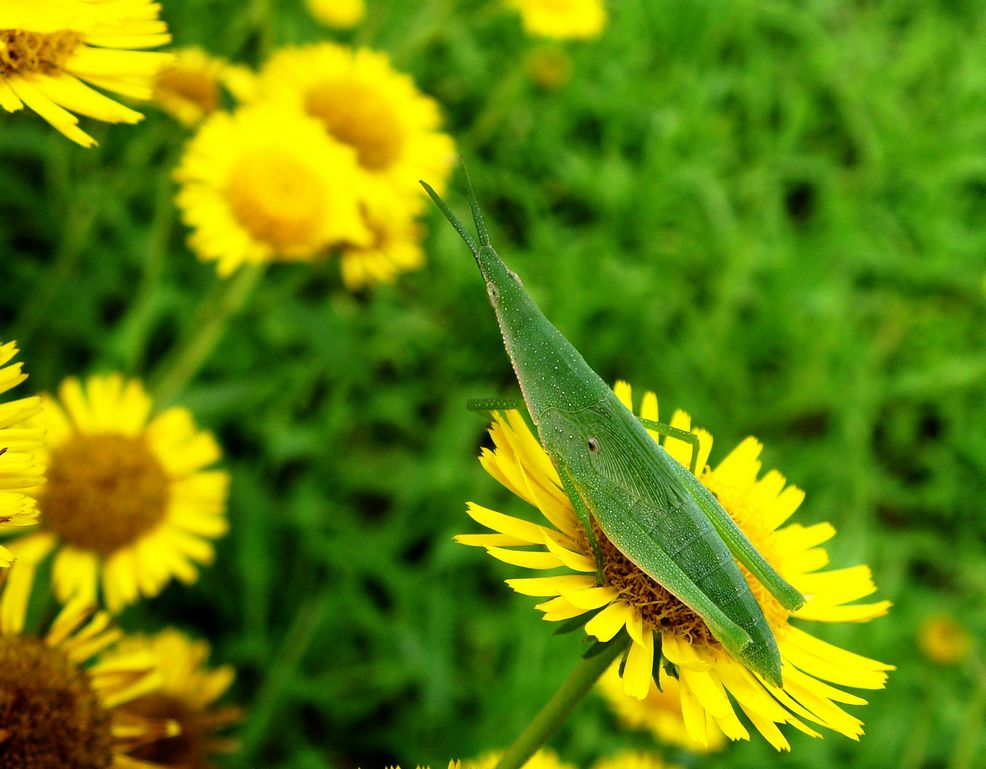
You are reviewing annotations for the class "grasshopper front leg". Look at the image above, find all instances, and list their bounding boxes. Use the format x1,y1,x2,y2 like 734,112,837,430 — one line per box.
558,464,606,584
637,416,701,474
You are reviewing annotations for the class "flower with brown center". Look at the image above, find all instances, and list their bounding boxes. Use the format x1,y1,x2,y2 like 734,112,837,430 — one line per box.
152,47,256,128
0,561,175,768
175,104,371,276
0,0,172,146
118,629,241,768
6,373,229,612
251,43,455,204
457,381,894,750
339,198,426,289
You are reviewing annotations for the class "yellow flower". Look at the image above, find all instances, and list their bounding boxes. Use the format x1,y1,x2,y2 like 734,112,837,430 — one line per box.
524,46,572,90
175,104,371,276
0,0,172,147
340,198,425,289
307,0,366,29
591,750,680,769
7,373,229,612
597,662,725,752
119,628,241,767
0,341,43,568
504,0,607,40
253,43,455,202
467,748,574,769
457,382,894,751
152,47,255,127
919,614,973,665
0,560,176,768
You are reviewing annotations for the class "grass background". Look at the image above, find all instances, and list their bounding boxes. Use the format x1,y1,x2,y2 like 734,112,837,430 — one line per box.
2,0,985,767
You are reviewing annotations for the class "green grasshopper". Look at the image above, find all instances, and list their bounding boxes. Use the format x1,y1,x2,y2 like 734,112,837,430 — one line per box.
420,169,805,687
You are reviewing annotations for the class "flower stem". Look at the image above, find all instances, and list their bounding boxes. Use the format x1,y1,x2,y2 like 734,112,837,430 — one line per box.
148,264,264,408
494,638,628,769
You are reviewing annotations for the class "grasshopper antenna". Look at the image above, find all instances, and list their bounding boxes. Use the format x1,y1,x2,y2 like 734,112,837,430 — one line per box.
458,160,492,248
420,179,480,257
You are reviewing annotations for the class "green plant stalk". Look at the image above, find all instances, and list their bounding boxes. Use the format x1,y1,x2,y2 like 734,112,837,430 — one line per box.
493,638,628,769
149,264,265,408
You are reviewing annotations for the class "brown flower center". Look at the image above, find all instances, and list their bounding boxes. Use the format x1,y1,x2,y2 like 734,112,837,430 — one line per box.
41,434,170,555
588,522,718,648
226,149,327,252
0,635,113,769
0,29,82,77
154,66,220,115
304,79,404,171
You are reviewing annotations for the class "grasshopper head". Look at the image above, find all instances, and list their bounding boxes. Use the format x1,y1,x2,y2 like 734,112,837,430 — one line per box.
421,167,611,423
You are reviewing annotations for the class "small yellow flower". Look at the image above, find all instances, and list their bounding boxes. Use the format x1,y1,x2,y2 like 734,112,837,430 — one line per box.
253,43,455,203
6,373,229,612
308,0,366,29
339,197,425,289
919,614,973,665
467,748,574,769
505,0,608,40
524,46,572,90
0,0,172,146
457,382,894,751
597,662,725,752
0,560,176,767
0,341,43,568
176,103,371,276
152,47,255,127
119,628,241,767
591,750,681,769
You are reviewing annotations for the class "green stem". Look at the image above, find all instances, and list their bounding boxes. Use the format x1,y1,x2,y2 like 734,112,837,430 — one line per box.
109,149,179,374
238,589,329,757
494,639,628,769
148,264,264,408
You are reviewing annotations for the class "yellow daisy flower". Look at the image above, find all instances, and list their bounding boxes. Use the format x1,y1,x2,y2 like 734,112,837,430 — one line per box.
0,341,43,568
339,198,425,289
457,382,894,751
0,559,176,768
597,662,725,752
504,0,608,40
524,46,572,90
175,103,371,276
591,750,680,769
7,373,229,613
119,628,241,767
0,0,172,147
152,47,255,127
253,43,455,201
307,0,366,29
467,748,574,769
919,614,973,665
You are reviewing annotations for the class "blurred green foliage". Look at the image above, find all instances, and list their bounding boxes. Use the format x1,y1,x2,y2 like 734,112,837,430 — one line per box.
2,1,985,768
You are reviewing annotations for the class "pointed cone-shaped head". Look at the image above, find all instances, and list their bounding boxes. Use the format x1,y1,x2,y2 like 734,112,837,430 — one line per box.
421,169,609,422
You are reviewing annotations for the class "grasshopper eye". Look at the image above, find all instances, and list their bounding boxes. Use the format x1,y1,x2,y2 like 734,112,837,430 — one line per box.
587,437,600,454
